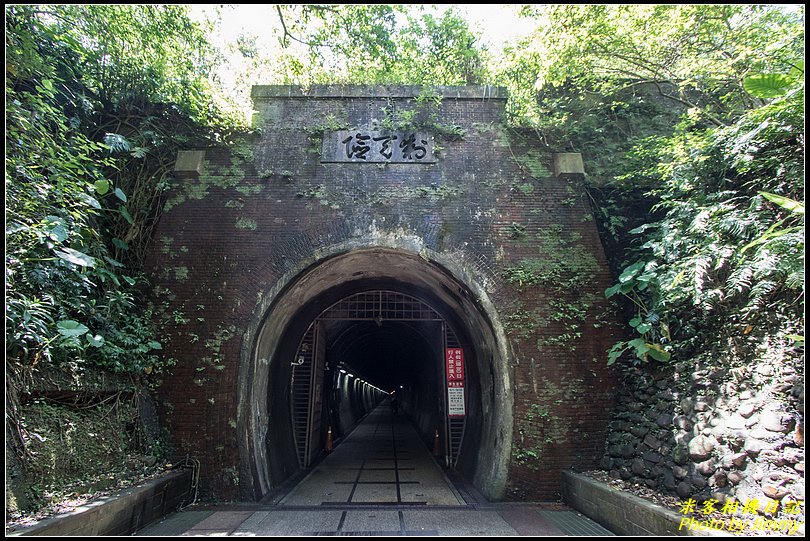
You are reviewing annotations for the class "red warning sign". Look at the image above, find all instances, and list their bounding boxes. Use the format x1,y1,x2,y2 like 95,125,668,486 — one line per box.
446,348,464,381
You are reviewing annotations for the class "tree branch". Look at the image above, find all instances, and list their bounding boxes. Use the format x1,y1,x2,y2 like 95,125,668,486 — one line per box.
276,5,310,48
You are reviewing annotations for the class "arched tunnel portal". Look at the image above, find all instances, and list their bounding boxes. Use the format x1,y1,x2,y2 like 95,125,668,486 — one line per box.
237,246,513,502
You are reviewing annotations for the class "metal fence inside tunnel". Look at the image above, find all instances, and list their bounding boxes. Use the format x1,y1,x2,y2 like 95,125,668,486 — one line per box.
290,291,467,471
238,247,514,502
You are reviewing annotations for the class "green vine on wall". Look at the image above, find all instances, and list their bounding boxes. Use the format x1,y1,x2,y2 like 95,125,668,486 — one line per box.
503,226,603,352
376,88,466,143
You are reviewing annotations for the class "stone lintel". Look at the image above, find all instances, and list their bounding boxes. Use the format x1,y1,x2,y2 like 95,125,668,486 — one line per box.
553,153,585,177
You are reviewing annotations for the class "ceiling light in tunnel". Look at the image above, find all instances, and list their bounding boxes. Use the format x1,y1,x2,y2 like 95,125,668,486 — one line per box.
340,369,347,374
347,373,354,378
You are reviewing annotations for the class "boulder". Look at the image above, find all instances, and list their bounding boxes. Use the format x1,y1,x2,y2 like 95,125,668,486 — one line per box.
695,458,717,477
630,424,649,438
723,452,747,468
727,471,744,485
694,400,710,412
691,475,708,489
655,413,674,427
676,481,693,499
673,415,691,430
723,413,747,430
743,437,768,456
738,401,757,418
760,409,793,433
726,430,748,451
711,470,728,488
643,450,662,464
643,434,661,450
673,466,689,480
688,435,715,461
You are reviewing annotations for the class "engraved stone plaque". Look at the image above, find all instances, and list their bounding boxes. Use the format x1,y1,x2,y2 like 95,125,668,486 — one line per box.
321,130,436,163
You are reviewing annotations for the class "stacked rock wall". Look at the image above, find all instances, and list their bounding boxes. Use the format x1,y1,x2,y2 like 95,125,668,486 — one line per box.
602,347,804,514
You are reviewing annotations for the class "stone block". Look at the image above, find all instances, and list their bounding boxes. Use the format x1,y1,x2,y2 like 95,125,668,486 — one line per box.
552,153,585,176
173,150,206,179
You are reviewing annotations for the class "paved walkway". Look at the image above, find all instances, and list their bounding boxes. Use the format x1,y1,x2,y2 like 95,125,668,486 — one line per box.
137,405,614,536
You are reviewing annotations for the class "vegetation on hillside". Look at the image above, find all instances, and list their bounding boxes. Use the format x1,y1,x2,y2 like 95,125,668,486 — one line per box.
5,2,803,523
5,4,242,519
511,5,805,367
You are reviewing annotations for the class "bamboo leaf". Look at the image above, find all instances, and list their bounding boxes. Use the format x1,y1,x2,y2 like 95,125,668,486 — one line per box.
759,192,804,214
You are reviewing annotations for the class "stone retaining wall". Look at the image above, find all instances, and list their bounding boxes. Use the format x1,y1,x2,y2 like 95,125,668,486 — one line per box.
600,356,803,516
8,469,192,537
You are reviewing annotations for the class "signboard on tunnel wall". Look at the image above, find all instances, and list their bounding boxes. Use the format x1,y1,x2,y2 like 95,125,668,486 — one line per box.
446,348,466,417
446,348,464,381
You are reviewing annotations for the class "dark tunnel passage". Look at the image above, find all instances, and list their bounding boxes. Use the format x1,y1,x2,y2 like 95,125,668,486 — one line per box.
239,248,513,502
325,318,445,442
273,292,476,485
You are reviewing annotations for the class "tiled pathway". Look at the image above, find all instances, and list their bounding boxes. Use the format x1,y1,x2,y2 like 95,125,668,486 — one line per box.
137,405,614,536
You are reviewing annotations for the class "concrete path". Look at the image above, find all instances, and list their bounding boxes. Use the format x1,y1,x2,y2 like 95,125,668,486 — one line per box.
137,405,614,536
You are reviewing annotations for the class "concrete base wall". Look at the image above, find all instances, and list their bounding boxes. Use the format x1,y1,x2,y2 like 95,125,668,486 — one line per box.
562,471,695,536
9,470,192,537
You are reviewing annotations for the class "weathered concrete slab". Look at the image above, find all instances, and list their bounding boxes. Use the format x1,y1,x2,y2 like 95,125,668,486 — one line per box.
562,471,706,536
8,470,192,537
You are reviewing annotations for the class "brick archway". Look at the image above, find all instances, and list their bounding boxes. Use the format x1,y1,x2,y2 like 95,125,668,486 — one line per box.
237,244,514,501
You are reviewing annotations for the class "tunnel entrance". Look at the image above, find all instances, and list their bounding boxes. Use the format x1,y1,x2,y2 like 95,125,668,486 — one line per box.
290,291,467,472
239,246,513,502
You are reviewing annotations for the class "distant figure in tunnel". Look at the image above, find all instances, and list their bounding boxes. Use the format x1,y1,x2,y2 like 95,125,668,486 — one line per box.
390,394,399,415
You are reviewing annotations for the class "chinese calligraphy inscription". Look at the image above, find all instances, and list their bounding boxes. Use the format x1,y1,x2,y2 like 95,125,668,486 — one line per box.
446,348,465,417
321,130,436,163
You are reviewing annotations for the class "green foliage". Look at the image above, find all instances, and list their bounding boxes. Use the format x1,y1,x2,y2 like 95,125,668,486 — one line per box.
499,5,804,126
273,5,489,85
604,71,804,365
12,395,166,514
504,232,600,291
5,5,237,376
376,88,466,141
491,4,804,366
744,60,804,99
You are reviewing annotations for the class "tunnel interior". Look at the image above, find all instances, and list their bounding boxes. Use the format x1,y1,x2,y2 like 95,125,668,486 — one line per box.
242,248,512,501
325,318,444,439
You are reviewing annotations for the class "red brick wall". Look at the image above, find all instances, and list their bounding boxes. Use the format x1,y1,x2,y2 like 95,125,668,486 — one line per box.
145,86,619,501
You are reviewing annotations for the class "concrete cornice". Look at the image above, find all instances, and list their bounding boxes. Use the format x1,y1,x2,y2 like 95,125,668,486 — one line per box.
251,85,507,100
